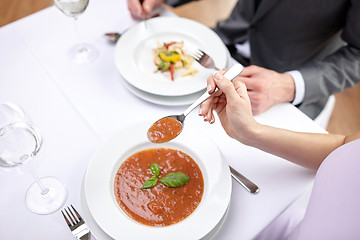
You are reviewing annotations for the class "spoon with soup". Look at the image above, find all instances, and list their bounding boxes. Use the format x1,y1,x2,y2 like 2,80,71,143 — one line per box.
147,64,260,194
148,64,243,143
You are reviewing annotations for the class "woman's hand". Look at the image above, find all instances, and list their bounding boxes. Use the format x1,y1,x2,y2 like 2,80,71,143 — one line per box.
199,70,359,170
127,0,165,19
199,70,259,144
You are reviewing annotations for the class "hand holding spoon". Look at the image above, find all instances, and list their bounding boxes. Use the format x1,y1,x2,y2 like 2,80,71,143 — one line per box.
147,64,260,194
147,64,244,143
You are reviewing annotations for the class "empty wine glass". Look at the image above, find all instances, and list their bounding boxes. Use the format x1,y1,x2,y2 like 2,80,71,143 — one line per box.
54,0,98,64
0,103,68,215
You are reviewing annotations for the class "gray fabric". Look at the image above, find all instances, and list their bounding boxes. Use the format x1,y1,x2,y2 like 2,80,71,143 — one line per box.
166,0,196,7
168,0,360,119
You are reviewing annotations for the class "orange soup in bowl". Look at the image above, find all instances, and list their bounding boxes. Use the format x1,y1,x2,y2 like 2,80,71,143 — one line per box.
114,147,204,227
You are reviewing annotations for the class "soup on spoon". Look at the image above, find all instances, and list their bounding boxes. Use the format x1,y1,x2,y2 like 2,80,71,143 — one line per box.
147,116,183,143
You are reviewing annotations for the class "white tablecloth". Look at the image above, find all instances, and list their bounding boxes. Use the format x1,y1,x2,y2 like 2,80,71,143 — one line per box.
0,0,326,239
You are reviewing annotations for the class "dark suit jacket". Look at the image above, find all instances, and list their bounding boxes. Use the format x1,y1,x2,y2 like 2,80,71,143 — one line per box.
168,0,360,119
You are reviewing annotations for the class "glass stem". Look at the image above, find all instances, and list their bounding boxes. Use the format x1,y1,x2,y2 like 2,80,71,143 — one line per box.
73,17,82,44
30,170,49,195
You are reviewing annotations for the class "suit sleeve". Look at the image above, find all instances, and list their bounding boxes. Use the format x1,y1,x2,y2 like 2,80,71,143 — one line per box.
298,0,360,115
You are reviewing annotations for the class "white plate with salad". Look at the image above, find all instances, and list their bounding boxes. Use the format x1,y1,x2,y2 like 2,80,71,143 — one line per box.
115,17,228,97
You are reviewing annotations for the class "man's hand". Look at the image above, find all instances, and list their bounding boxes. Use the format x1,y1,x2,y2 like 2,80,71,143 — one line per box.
238,65,296,115
127,0,165,19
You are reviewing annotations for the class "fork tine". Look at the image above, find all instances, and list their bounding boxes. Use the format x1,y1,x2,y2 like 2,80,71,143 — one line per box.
70,204,82,221
68,206,79,223
61,210,72,227
188,49,203,61
64,207,76,225
194,49,203,58
188,50,198,60
188,48,218,70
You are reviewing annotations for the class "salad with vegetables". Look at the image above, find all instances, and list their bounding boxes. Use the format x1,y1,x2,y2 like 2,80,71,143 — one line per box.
153,41,198,81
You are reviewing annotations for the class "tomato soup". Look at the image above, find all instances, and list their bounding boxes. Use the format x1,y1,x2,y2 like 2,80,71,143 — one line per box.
147,117,182,143
114,148,204,227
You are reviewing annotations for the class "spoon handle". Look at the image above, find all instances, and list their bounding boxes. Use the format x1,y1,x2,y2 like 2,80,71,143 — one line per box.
183,63,244,116
229,166,260,194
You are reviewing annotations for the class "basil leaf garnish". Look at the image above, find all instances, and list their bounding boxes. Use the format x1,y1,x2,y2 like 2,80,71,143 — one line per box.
150,163,160,177
141,176,158,189
160,172,190,188
141,164,190,189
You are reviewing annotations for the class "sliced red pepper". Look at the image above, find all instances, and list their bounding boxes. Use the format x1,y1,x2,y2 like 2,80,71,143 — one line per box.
169,63,174,81
164,41,177,50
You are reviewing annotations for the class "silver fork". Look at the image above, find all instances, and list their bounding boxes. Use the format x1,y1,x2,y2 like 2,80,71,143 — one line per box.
188,49,219,70
61,205,90,240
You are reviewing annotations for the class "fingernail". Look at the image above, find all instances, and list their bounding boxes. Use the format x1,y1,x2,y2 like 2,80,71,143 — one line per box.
207,84,212,92
198,107,202,115
214,72,222,81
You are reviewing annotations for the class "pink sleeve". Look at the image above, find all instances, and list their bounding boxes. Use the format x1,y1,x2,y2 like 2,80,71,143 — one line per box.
287,139,360,240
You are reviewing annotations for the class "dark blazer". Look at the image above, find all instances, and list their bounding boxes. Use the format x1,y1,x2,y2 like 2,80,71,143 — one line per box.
169,0,360,119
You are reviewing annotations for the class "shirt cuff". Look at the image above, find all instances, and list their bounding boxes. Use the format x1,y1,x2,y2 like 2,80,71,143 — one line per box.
286,70,305,105
234,40,251,59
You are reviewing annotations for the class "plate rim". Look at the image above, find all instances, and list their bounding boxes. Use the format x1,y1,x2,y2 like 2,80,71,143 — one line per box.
118,70,207,106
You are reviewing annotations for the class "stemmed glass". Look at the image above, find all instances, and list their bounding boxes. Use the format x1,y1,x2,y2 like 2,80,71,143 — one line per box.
0,103,68,214
54,0,98,64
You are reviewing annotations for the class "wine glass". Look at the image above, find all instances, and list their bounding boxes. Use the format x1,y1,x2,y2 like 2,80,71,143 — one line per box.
0,103,68,215
54,0,98,64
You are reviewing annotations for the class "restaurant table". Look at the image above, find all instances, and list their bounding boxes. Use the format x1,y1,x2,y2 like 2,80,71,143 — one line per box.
0,0,327,239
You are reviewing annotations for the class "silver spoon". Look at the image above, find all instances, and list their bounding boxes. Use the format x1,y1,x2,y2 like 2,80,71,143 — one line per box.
147,63,260,194
105,32,121,43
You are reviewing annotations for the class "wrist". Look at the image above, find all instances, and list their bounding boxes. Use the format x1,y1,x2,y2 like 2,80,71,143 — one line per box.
235,120,263,146
275,73,296,103
286,70,305,105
